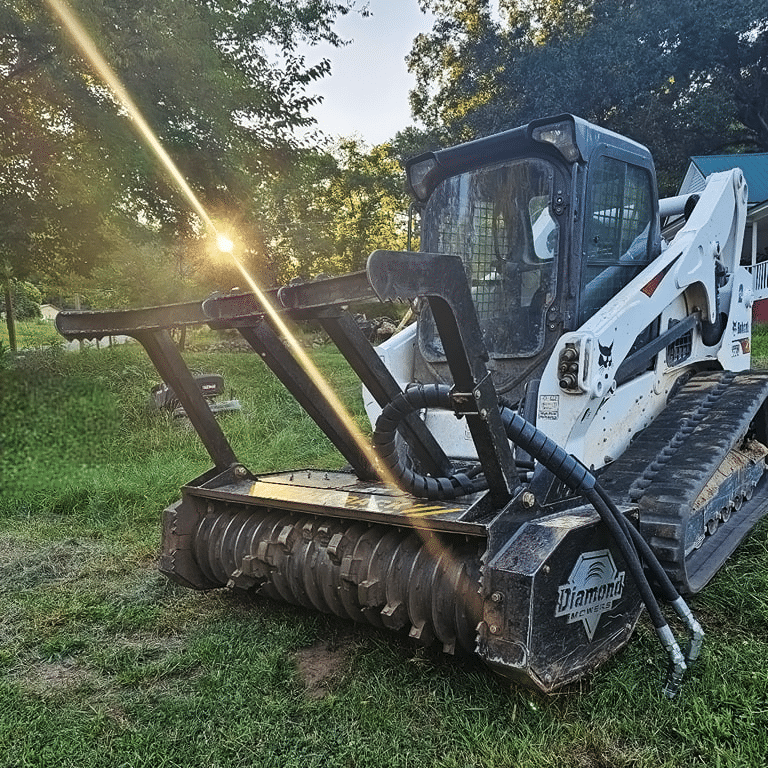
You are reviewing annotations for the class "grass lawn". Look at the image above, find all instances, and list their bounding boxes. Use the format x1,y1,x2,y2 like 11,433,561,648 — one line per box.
0,320,63,351
1,338,767,768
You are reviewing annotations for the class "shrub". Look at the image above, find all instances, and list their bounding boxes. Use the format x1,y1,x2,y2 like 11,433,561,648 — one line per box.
1,280,42,320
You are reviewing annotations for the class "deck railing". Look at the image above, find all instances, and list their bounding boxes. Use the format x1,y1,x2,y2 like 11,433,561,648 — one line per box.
748,261,768,301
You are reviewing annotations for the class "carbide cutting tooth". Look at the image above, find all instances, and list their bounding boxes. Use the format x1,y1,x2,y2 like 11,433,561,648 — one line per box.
381,600,408,629
409,622,434,645
277,523,295,549
358,578,380,604
327,532,344,564
340,555,362,583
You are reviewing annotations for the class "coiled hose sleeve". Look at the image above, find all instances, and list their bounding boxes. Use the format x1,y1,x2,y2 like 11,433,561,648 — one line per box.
372,384,480,500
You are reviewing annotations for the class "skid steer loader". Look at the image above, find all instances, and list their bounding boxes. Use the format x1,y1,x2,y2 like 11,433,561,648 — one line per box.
57,115,768,696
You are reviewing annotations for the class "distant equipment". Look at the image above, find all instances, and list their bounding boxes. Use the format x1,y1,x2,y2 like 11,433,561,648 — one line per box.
151,374,240,419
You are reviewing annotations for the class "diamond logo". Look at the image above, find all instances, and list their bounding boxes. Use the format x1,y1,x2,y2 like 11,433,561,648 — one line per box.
554,549,625,641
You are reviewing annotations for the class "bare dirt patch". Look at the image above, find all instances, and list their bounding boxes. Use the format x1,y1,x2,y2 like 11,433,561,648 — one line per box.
295,632,353,699
15,659,94,697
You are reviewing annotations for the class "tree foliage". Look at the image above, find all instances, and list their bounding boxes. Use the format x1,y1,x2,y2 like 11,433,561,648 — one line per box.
0,279,42,320
410,0,768,192
255,138,412,284
1,0,356,297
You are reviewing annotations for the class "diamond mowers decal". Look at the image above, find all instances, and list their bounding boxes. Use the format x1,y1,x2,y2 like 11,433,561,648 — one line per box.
555,549,625,641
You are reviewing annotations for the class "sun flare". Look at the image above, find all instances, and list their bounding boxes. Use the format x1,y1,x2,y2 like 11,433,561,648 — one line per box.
216,234,235,254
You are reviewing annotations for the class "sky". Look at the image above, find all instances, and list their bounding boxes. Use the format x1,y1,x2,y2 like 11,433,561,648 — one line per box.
297,0,436,145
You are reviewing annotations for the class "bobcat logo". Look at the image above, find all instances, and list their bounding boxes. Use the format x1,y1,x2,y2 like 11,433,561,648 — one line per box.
598,341,613,369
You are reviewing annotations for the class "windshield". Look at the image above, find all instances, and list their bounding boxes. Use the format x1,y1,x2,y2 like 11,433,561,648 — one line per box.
419,159,559,359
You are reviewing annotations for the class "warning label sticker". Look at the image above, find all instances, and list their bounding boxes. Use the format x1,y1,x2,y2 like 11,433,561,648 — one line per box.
538,394,560,420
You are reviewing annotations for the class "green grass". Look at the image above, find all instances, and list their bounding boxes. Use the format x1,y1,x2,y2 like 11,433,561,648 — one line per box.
0,320,63,351
1,342,768,767
751,322,768,365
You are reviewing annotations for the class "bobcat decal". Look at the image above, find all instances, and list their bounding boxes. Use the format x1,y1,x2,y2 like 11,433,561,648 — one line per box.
598,340,613,369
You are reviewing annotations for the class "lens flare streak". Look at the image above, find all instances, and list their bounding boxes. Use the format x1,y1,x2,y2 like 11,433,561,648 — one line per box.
44,0,214,231
45,0,392,484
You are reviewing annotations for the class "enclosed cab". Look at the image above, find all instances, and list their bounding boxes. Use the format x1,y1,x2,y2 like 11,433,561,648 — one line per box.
367,115,662,457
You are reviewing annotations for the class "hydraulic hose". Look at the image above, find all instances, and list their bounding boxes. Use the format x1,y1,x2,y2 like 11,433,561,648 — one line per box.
373,384,700,696
372,384,482,500
593,480,704,667
498,406,698,697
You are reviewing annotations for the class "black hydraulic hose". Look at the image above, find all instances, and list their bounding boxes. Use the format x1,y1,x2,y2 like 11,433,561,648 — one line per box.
595,481,678,600
582,488,666,629
584,487,687,697
373,384,480,500
497,406,691,697
373,385,535,499
497,408,665,627
593,480,704,667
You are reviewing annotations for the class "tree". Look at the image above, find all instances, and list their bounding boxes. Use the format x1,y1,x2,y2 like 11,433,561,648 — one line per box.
318,140,412,274
409,0,768,192
0,279,41,319
0,3,116,348
720,22,768,151
1,0,358,320
253,139,412,284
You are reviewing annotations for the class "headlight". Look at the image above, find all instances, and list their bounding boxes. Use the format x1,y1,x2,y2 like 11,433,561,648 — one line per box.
532,119,580,162
407,156,438,201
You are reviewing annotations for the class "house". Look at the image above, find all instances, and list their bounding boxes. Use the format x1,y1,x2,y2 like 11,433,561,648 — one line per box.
678,153,768,320
40,304,59,321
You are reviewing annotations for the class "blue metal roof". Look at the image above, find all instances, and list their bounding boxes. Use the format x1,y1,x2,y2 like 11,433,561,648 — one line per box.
691,154,768,205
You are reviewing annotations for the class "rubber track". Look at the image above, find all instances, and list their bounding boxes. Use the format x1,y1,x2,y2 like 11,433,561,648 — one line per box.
600,371,768,593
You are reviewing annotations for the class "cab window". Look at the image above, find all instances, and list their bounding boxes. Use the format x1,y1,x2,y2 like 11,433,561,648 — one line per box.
579,156,653,325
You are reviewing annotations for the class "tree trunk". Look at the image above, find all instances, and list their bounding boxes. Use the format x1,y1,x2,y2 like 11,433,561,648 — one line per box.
3,275,17,353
